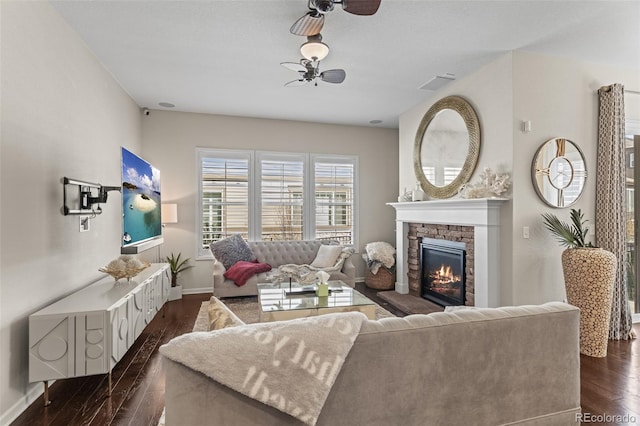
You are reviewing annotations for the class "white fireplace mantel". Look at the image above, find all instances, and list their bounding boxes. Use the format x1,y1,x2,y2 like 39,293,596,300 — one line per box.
387,198,507,308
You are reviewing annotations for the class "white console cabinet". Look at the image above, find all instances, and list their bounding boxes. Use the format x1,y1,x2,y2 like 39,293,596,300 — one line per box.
28,263,170,403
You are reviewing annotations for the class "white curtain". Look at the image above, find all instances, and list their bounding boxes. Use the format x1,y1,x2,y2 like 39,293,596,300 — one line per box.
595,83,634,340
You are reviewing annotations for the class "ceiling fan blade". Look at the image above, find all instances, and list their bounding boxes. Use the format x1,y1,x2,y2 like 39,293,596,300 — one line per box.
281,62,307,73
342,0,381,15
284,79,309,87
290,12,324,36
320,69,346,84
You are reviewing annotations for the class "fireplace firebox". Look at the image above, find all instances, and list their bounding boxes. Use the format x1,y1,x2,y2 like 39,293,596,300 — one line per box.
420,238,466,306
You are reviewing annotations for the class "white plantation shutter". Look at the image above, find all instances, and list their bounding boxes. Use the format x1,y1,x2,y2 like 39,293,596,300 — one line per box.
259,155,305,241
198,151,250,254
313,158,355,244
196,149,357,259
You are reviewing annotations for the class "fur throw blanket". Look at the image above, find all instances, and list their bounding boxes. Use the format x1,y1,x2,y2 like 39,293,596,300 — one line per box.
160,312,367,425
270,246,355,285
364,242,396,274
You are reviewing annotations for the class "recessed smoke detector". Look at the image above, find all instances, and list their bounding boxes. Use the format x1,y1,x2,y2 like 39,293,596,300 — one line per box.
419,74,456,91
369,119,383,124
158,102,175,108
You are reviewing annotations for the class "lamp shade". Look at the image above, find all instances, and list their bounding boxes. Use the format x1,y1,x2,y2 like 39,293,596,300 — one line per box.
161,203,178,224
300,39,329,61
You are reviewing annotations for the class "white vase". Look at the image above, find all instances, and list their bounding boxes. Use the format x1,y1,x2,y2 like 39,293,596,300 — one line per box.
412,183,425,201
168,285,183,301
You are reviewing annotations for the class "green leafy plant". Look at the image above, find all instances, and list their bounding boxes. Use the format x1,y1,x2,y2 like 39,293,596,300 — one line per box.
541,208,595,249
165,252,194,287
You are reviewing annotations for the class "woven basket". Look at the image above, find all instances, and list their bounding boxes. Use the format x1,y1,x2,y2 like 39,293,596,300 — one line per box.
365,267,395,290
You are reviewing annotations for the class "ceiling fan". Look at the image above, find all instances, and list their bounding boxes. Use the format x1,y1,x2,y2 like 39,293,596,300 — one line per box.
281,59,346,87
290,0,382,36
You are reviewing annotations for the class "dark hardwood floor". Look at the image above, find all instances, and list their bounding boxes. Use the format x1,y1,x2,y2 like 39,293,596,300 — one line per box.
579,325,640,424
11,293,211,426
11,289,640,425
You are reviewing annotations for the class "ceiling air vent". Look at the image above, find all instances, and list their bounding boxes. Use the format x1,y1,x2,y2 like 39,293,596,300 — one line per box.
419,74,456,91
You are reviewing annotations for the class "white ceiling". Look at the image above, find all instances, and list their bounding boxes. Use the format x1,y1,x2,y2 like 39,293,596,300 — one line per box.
51,0,640,129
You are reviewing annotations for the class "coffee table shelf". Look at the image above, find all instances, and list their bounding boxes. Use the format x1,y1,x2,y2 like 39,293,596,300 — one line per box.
257,281,376,322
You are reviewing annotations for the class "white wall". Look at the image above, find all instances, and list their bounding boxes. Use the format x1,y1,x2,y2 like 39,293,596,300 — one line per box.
140,111,399,292
398,50,640,307
511,50,640,305
0,2,141,423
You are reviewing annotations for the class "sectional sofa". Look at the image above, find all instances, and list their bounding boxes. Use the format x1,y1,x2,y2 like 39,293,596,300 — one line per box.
163,301,581,425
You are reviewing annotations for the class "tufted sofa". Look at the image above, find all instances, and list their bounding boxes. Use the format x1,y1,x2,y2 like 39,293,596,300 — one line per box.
211,240,355,298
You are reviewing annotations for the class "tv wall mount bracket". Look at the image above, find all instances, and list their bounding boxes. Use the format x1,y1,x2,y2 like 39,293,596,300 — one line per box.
62,177,121,216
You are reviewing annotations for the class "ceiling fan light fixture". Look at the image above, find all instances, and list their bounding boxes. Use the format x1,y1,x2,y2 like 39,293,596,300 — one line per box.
300,35,329,61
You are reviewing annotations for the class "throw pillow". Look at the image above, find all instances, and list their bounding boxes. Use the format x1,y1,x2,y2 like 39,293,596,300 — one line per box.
209,234,255,270
310,244,343,268
207,296,245,331
224,261,272,287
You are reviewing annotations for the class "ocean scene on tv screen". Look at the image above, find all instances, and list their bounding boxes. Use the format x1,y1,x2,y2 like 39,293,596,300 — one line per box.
121,147,161,246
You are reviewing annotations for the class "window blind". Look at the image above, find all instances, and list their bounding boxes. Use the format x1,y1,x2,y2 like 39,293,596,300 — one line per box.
260,158,304,241
197,148,358,258
201,156,249,248
314,161,354,244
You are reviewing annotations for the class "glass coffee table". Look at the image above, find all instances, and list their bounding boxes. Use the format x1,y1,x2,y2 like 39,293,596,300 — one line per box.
257,280,376,322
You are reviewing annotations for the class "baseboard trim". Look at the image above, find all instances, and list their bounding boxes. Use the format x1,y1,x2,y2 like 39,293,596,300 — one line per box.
1,381,52,426
182,287,212,295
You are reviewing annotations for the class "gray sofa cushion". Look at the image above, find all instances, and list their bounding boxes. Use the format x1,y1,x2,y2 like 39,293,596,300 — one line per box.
209,234,256,269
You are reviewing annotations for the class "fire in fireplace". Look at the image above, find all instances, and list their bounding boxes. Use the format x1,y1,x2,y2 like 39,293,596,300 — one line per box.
420,238,466,306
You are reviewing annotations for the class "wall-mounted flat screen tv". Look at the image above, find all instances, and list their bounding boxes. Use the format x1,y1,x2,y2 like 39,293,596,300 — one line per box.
121,147,163,254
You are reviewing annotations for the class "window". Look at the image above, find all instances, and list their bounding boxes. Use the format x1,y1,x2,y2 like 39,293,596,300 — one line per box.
314,158,355,244
258,154,305,241
198,150,251,255
197,149,357,258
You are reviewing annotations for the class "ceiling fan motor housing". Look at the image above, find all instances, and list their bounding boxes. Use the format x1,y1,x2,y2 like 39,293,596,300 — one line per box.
312,0,335,14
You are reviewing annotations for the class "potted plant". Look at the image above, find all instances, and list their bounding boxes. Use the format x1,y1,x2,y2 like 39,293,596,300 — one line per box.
542,208,616,357
165,252,193,301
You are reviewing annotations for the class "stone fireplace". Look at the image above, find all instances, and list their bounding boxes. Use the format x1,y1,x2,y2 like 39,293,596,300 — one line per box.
388,198,506,308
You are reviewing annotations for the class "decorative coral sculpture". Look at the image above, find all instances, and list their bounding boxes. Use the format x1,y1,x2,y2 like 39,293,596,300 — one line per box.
459,167,510,199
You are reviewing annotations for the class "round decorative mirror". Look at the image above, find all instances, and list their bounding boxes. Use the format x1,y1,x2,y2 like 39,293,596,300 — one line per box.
531,137,587,208
413,96,481,199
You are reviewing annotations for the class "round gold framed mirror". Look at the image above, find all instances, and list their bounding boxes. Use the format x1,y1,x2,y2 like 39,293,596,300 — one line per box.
531,137,587,208
413,96,481,199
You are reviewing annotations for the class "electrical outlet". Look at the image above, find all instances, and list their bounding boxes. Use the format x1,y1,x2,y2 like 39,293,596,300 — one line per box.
523,226,530,239
80,216,90,232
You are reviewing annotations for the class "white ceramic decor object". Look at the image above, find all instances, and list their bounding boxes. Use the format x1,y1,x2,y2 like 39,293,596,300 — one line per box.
316,270,330,284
